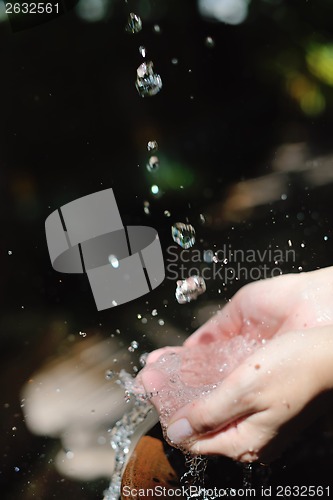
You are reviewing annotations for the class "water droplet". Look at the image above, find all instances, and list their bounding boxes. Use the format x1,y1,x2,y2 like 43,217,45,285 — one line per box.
141,317,148,324
108,254,119,268
171,58,178,65
12,426,17,431
223,258,228,264
139,45,146,58
147,140,158,152
158,319,165,326
112,300,118,306
105,369,115,380
153,24,161,33
171,222,196,249
66,451,74,459
164,210,171,217
205,36,215,48
8,250,12,255
125,13,142,34
137,313,142,319
128,340,139,352
146,155,159,172
151,309,158,316
79,331,87,338
143,200,150,214
199,213,206,224
175,276,206,304
300,242,305,248
14,467,20,472
151,184,159,195
288,239,292,247
281,193,287,200
139,352,149,367
203,250,214,263
324,235,329,241
136,61,162,97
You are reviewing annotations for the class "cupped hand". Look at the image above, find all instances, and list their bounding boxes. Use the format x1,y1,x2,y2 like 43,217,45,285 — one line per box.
165,325,333,462
138,267,333,461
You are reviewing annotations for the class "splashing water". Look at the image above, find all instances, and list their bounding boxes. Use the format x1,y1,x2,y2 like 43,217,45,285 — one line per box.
147,140,158,152
135,61,162,97
175,276,206,304
135,334,260,440
181,454,208,500
172,222,196,249
139,45,146,58
146,155,160,172
205,36,215,48
125,13,142,33
128,340,139,352
103,370,154,500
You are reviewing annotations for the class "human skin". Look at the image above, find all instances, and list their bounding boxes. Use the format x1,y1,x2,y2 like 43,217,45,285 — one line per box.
139,267,333,462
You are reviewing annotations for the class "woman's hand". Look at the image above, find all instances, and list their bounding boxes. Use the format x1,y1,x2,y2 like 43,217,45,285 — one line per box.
165,326,333,462
139,267,333,461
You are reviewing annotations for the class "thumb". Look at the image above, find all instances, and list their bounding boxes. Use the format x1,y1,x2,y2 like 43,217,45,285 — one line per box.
166,371,259,446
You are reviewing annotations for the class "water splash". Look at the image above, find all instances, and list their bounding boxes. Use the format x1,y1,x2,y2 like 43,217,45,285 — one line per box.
128,340,139,352
172,222,196,249
135,61,162,97
139,46,146,58
181,454,208,500
146,155,160,172
125,13,142,34
175,276,206,304
147,140,158,152
103,370,154,500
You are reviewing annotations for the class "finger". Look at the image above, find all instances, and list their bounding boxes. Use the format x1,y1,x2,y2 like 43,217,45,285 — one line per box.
139,368,172,412
166,368,261,444
186,412,274,462
184,297,243,348
145,346,183,364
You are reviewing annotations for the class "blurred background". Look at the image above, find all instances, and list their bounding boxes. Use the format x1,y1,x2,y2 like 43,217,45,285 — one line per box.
2,0,333,498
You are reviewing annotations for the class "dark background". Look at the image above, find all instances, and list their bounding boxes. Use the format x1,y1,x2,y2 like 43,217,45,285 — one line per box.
2,0,333,498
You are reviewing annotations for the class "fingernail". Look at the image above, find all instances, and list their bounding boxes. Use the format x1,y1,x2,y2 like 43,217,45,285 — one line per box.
167,418,193,444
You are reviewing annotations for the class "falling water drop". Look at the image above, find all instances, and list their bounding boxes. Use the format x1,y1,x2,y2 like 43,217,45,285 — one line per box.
175,276,206,304
128,340,139,352
108,254,119,268
147,140,158,152
146,155,159,172
171,222,196,249
205,36,215,48
105,370,115,380
143,200,150,214
139,46,146,58
135,61,162,97
139,352,149,367
125,13,142,34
